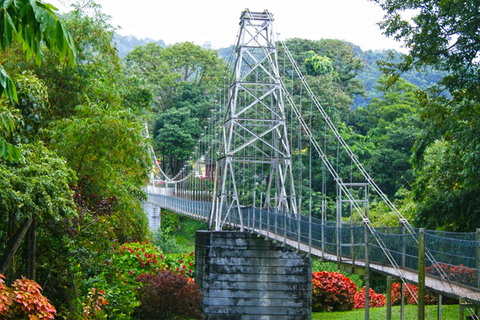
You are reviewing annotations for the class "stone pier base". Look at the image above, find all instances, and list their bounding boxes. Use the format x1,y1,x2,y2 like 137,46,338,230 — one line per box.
195,231,311,320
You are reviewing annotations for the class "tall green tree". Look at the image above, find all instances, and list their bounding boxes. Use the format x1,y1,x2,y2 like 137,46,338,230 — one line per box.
124,41,228,111
372,0,480,231
351,78,421,198
153,107,201,175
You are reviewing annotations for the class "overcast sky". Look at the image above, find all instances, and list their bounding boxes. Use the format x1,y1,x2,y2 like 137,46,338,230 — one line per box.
50,0,407,52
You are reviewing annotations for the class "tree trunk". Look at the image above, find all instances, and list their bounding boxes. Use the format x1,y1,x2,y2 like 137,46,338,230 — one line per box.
26,217,37,280
0,217,33,275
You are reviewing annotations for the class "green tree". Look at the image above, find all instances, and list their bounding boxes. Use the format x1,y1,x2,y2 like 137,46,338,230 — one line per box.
373,0,480,231
304,51,334,76
317,39,365,98
124,41,227,111
0,143,76,278
352,78,421,198
153,107,201,175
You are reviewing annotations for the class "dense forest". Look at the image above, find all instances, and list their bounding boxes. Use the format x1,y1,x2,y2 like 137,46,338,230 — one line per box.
0,0,479,319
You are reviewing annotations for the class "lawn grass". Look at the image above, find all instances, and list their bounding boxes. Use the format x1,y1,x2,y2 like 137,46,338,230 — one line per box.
312,304,461,320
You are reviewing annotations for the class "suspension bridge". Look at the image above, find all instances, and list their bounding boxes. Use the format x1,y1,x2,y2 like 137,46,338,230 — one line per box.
145,10,480,320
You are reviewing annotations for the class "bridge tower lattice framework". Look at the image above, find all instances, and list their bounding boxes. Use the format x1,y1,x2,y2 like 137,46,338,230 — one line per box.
209,10,298,231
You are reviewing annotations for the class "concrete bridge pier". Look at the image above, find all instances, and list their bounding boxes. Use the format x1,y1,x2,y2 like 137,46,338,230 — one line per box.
195,231,312,320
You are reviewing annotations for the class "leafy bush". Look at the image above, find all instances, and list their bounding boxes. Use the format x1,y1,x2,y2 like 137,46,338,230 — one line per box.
82,288,108,320
113,240,166,278
136,270,203,320
354,286,386,308
113,240,196,278
426,263,477,287
312,259,364,289
82,273,139,320
312,271,357,312
0,274,56,319
391,283,437,305
79,241,198,319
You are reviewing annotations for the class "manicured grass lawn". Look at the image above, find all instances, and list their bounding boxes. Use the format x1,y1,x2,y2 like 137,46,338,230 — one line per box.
312,304,461,320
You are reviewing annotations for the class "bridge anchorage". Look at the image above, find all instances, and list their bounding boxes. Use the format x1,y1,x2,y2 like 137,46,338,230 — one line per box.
146,8,480,320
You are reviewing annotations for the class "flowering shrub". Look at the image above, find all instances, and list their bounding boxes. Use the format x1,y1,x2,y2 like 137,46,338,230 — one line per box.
82,272,139,320
85,241,197,319
136,270,203,320
113,241,196,279
426,263,477,287
391,282,437,305
0,274,56,319
450,264,476,287
311,271,357,312
354,287,386,308
113,240,166,278
82,288,108,319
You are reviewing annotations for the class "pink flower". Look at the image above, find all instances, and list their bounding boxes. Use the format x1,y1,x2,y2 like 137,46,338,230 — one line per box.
129,271,133,275
188,269,192,274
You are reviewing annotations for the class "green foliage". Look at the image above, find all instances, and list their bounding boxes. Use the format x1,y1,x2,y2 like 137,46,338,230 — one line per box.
14,71,50,140
136,270,203,320
0,0,75,162
82,272,140,320
312,271,357,312
305,51,334,77
0,143,76,222
81,288,108,320
50,103,150,241
373,0,480,231
124,41,227,111
0,0,75,102
0,104,22,163
112,241,165,279
111,240,196,280
151,210,207,254
153,107,201,174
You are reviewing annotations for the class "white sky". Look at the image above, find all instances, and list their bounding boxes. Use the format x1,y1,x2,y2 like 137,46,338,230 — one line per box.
50,0,407,52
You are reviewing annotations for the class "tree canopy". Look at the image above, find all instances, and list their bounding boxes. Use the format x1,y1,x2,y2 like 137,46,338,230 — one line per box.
372,0,480,231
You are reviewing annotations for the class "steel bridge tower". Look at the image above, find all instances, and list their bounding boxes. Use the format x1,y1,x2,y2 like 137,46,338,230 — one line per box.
209,10,297,231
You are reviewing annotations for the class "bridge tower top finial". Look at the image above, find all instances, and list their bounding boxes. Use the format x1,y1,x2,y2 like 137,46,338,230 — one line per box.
240,10,274,22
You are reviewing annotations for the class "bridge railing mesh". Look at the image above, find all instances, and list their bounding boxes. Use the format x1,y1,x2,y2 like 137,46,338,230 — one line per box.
147,194,480,292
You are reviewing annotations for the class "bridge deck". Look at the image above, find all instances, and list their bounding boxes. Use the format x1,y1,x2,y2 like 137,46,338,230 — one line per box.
145,193,480,305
